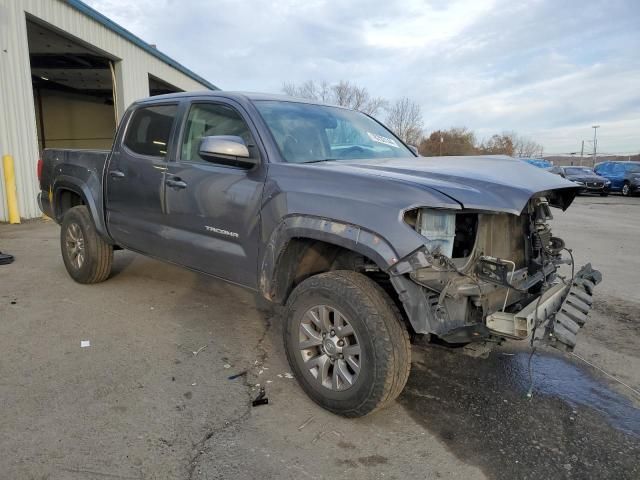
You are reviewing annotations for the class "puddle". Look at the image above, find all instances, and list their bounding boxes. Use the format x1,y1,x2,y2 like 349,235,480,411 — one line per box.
511,352,640,437
401,346,640,479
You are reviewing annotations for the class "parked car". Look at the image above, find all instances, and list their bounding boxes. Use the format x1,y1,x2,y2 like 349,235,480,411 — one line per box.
593,161,640,196
37,91,601,417
521,157,552,169
548,166,610,196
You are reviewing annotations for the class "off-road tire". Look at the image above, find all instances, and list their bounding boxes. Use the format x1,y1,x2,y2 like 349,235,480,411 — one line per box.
283,270,411,417
60,206,113,284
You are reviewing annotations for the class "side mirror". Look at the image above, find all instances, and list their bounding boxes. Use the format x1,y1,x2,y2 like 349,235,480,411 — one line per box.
199,136,257,167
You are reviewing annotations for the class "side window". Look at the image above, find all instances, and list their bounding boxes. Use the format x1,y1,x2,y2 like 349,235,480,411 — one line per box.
181,103,256,163
612,163,625,174
124,104,178,157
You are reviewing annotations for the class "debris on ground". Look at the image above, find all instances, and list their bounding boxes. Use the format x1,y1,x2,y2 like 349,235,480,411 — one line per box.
252,387,268,407
284,372,294,379
227,370,247,380
298,416,314,430
223,363,231,369
192,345,207,356
80,340,90,348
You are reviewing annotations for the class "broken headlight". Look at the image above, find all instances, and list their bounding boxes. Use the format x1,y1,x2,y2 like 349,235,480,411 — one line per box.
412,209,457,257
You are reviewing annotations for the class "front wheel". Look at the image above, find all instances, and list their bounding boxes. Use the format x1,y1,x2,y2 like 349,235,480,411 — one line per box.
283,271,411,417
60,206,113,284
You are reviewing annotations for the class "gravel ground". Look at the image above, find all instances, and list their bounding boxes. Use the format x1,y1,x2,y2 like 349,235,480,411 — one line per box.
0,195,638,479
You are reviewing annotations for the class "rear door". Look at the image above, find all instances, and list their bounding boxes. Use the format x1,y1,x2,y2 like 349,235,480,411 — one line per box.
105,103,178,255
609,163,626,191
162,99,267,287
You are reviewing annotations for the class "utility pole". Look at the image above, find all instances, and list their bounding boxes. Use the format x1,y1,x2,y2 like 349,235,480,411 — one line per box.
439,135,443,156
592,125,599,167
580,140,584,166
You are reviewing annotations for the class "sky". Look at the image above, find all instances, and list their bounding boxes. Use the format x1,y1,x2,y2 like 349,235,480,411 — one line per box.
85,0,640,154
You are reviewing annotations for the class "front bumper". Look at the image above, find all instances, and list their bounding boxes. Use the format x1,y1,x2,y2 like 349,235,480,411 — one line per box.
485,264,602,351
575,183,609,194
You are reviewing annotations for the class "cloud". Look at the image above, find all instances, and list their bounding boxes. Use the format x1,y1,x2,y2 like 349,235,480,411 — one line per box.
85,0,640,153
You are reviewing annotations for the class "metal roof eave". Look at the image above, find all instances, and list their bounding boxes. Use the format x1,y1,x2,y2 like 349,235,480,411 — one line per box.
64,0,219,91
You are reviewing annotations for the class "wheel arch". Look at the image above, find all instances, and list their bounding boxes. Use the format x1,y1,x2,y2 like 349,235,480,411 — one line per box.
259,215,400,305
53,176,111,241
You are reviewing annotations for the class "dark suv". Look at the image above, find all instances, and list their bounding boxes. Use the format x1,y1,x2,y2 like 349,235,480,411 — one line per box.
548,166,610,196
594,161,640,196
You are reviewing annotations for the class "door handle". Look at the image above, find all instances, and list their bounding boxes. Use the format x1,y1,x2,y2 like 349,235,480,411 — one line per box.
166,178,187,189
109,170,125,178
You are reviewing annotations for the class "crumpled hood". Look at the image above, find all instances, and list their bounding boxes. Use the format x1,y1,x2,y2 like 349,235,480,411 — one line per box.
315,155,579,215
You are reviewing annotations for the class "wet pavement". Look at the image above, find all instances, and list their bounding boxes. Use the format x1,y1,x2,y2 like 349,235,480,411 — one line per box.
401,344,640,479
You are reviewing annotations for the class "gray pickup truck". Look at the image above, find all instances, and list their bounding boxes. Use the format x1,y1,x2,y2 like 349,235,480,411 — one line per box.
38,91,601,417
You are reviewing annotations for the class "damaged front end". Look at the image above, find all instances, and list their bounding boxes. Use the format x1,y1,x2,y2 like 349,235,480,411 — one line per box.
389,195,602,352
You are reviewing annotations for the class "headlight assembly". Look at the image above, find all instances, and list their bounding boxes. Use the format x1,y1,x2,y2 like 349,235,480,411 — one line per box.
414,208,456,257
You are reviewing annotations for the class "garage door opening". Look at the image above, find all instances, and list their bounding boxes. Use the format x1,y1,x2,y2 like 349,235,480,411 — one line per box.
27,19,117,151
149,74,183,96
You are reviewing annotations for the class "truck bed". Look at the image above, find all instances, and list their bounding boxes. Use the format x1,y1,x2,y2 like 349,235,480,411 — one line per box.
38,148,110,232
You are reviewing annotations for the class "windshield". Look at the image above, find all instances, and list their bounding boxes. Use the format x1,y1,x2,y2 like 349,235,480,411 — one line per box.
565,167,594,175
254,100,415,163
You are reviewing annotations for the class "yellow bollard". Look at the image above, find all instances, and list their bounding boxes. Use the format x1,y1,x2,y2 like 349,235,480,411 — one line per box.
2,155,21,224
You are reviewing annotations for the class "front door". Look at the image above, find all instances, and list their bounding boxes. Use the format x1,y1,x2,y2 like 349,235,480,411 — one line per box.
105,103,178,256
163,100,266,288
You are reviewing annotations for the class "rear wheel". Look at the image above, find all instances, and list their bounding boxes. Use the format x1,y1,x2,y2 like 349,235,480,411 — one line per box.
622,182,631,196
60,206,113,284
283,270,411,417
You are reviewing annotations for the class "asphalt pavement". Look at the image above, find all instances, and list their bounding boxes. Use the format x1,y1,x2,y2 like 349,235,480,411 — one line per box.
0,195,638,479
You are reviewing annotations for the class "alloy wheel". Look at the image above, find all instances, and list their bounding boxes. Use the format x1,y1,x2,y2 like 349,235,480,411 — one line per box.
65,222,85,269
298,305,361,391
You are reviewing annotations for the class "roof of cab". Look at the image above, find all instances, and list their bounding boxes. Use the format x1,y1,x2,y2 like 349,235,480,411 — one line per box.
134,91,348,108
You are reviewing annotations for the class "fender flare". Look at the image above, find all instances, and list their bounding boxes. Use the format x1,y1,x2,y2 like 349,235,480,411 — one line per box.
53,175,111,241
259,215,400,303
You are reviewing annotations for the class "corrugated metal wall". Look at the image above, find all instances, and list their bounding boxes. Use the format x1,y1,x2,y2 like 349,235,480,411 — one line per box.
0,0,213,221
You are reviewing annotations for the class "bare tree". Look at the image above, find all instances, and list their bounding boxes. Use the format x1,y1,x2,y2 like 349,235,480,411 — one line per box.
385,97,424,145
281,80,387,116
507,132,544,157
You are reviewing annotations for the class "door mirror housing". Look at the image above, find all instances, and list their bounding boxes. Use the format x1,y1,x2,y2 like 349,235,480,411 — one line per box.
199,136,257,167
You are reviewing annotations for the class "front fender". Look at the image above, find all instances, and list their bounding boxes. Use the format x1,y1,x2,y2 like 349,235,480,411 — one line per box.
259,214,399,302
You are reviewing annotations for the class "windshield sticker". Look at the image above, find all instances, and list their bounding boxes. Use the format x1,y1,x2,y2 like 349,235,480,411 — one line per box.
367,132,400,148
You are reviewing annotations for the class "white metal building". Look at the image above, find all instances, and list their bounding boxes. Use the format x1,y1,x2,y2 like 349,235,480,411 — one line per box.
0,0,218,221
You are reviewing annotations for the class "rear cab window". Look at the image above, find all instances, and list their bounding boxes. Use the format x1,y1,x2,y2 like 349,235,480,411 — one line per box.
124,104,178,158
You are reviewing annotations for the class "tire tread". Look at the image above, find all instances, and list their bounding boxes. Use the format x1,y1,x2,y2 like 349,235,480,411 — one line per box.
284,270,411,417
